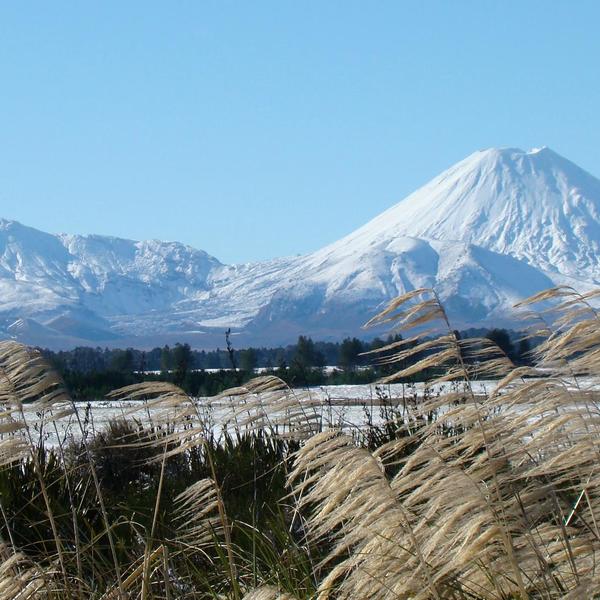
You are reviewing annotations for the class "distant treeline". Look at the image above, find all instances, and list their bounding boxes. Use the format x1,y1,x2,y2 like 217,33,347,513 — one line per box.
40,328,532,400
46,335,375,373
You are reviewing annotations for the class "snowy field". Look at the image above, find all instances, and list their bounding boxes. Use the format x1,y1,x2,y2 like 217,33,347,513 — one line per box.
21,381,472,447
20,377,600,448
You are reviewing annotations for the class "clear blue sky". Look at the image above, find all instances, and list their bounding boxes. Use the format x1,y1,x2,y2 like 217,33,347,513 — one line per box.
0,2,598,263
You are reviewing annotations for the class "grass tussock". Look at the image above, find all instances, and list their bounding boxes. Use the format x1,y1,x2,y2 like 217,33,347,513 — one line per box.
0,285,600,598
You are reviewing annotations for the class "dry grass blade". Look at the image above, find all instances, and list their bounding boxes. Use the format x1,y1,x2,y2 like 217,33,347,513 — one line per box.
105,381,214,469
363,288,431,328
0,341,72,451
219,375,321,439
513,286,576,307
218,375,290,397
0,342,69,406
0,543,56,599
241,586,298,599
173,478,223,546
360,329,437,357
107,380,195,425
100,545,164,600
372,335,455,366
107,380,190,403
380,347,458,383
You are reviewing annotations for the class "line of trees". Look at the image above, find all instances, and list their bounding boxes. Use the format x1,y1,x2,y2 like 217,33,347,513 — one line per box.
43,335,384,376
40,328,533,400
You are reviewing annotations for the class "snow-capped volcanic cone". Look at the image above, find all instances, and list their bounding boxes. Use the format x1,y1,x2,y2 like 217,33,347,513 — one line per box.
311,147,600,282
0,146,598,348
244,147,600,337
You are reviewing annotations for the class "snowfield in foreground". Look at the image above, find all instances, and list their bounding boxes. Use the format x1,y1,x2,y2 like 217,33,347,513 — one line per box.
24,378,600,448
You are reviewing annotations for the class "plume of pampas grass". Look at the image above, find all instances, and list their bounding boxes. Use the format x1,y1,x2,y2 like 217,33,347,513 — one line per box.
174,477,224,547
290,287,600,599
0,341,129,597
217,375,322,440
0,543,52,600
0,342,88,596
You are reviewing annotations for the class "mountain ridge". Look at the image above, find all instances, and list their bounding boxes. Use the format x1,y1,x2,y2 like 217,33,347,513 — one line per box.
1,146,599,349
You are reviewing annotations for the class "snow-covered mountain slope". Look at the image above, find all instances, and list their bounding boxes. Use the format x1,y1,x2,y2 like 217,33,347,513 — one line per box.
235,147,600,339
0,219,224,345
328,147,600,282
1,146,599,348
240,238,561,342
